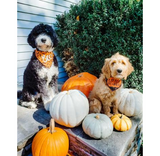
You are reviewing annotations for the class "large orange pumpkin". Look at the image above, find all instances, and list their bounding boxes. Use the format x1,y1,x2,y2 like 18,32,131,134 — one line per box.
61,72,97,97
32,118,69,156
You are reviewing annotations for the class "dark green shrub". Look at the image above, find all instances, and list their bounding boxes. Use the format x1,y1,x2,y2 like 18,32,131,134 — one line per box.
55,0,143,92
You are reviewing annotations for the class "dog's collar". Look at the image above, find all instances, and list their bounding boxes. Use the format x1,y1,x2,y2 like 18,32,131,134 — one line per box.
35,49,54,68
106,77,122,91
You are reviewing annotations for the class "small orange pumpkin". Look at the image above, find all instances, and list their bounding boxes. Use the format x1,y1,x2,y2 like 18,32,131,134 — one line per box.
61,72,97,97
32,118,69,156
111,114,132,131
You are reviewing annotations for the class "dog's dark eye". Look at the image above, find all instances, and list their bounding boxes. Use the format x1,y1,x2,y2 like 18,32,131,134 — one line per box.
111,61,116,66
122,61,126,65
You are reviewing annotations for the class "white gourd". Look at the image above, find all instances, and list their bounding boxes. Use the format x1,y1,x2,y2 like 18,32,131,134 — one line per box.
118,88,143,117
49,90,89,128
82,113,113,139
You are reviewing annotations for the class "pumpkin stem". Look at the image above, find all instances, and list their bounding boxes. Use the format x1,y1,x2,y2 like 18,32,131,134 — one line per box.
95,115,100,119
120,114,123,119
49,118,55,134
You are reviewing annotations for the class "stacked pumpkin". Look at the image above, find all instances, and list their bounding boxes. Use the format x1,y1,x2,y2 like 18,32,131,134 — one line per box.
47,72,114,139
49,72,97,128
48,72,115,140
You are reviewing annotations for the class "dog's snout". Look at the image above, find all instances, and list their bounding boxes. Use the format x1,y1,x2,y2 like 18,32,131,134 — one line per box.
41,38,46,43
117,69,122,73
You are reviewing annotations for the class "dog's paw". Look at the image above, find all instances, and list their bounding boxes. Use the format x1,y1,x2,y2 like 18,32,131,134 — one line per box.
20,101,37,109
106,112,113,118
89,105,101,113
89,98,101,113
28,102,37,109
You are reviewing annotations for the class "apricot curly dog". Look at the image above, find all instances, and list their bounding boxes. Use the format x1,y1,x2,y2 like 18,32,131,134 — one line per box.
89,52,134,117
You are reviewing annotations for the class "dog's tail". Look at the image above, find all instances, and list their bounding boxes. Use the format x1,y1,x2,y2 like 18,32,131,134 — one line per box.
17,90,22,99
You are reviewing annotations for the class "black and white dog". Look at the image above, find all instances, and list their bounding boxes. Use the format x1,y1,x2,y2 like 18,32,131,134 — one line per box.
19,23,59,110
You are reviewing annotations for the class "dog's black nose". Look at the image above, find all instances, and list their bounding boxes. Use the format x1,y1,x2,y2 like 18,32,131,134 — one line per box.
117,69,122,73
41,38,46,43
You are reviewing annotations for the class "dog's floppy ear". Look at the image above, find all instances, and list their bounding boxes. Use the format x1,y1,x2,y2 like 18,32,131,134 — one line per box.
53,33,59,47
27,32,36,48
44,24,59,48
124,58,134,80
102,58,111,79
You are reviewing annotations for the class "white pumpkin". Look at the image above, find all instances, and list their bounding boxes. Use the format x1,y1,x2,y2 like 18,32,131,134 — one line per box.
49,89,89,128
82,113,113,139
118,88,143,117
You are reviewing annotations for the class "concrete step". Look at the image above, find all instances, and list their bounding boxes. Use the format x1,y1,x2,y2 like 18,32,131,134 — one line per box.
17,105,142,156
17,82,142,156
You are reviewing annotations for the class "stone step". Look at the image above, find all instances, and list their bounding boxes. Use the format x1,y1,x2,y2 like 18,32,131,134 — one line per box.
17,103,142,156
17,82,142,156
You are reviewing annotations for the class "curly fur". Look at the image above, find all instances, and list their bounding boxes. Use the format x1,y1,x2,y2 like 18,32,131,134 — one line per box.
27,23,58,48
89,52,134,117
19,23,59,110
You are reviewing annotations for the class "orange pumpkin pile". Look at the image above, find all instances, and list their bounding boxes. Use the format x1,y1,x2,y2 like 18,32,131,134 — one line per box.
31,71,136,155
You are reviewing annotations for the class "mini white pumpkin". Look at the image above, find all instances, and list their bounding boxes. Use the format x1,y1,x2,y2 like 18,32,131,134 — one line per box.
82,113,113,139
118,88,143,117
49,89,89,128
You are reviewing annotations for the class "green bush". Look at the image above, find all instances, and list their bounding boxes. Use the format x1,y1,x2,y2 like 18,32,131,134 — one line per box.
55,0,143,92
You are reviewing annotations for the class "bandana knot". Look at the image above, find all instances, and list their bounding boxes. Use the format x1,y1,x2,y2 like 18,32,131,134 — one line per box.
106,77,122,91
35,49,54,68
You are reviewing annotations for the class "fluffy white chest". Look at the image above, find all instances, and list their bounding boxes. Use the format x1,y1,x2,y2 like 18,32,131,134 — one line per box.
37,64,58,85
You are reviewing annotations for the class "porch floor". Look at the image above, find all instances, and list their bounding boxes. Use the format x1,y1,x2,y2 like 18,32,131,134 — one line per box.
17,84,142,156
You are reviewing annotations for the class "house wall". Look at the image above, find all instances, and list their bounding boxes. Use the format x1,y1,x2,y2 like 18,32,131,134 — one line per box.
17,0,80,88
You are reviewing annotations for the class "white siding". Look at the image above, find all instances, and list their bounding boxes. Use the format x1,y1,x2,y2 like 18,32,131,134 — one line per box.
17,0,80,88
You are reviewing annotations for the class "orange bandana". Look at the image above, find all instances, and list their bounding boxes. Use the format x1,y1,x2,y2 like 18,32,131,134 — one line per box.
35,49,54,68
106,77,122,91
